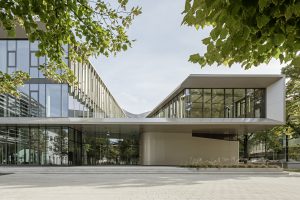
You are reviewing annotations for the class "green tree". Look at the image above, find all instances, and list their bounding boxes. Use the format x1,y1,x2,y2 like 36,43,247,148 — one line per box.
250,130,283,158
182,1,300,159
182,0,300,69
0,0,141,95
182,0,300,136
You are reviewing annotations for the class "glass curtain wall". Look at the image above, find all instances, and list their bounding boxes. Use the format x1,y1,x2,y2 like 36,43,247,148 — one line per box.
83,132,139,165
150,88,265,118
0,126,82,165
0,39,125,119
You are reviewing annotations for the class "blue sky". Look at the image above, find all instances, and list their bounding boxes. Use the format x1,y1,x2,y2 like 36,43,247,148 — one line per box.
90,0,283,114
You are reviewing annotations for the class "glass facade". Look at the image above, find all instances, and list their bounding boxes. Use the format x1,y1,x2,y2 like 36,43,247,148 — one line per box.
83,132,139,165
0,39,127,165
0,126,82,165
150,88,265,118
0,39,125,118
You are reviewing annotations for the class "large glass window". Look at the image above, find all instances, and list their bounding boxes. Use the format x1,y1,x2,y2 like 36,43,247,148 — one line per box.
212,89,224,118
254,89,265,118
17,41,29,72
39,84,46,117
62,84,69,117
17,128,29,165
7,127,17,164
152,88,265,119
234,89,246,118
30,128,41,164
225,89,234,118
8,52,16,67
0,41,7,73
203,89,211,118
46,128,61,165
0,127,7,164
190,89,203,117
46,84,62,117
246,89,255,118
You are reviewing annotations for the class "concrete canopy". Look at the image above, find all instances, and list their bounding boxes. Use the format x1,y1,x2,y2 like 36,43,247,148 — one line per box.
0,117,283,135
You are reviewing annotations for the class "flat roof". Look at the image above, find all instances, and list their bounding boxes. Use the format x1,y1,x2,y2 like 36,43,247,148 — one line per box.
147,74,284,117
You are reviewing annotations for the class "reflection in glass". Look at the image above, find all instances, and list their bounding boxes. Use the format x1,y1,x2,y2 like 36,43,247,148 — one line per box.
7,127,17,164
17,128,29,164
46,84,61,117
203,89,211,118
152,88,265,119
234,89,246,118
46,128,61,165
17,41,29,72
225,89,233,118
246,89,255,117
0,41,7,72
83,131,139,165
30,128,40,164
8,52,16,67
30,52,38,67
190,89,203,117
62,84,68,117
0,127,7,164
212,89,224,118
254,89,265,118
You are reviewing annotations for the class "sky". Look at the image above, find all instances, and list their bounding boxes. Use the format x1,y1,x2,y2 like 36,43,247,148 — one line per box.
90,0,283,114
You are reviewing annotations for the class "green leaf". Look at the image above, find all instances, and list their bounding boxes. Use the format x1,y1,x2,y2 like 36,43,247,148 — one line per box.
256,15,270,29
273,34,285,46
202,37,211,45
258,0,269,11
189,53,201,63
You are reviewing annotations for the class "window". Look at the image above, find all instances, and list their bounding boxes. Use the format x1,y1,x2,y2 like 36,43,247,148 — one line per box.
0,41,7,73
30,52,38,67
190,89,203,118
17,41,29,73
8,52,16,67
151,88,265,119
225,89,233,118
203,89,211,117
246,89,255,118
212,89,224,118
234,89,246,118
46,84,62,117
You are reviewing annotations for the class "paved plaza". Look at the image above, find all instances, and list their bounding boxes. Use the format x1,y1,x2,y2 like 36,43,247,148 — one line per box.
0,166,300,200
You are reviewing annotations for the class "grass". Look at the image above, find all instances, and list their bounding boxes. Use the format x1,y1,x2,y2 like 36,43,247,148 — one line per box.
284,169,300,172
181,158,280,169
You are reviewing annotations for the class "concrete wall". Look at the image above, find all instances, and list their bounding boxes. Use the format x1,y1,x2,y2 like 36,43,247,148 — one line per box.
140,131,239,165
266,77,285,122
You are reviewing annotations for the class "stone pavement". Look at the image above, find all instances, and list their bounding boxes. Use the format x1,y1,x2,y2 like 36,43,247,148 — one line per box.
0,166,300,200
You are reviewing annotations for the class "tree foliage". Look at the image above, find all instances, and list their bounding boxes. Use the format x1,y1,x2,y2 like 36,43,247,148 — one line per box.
182,0,300,69
0,0,141,95
183,0,300,138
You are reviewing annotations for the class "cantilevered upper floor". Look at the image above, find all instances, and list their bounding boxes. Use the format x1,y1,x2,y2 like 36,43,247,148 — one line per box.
147,74,285,124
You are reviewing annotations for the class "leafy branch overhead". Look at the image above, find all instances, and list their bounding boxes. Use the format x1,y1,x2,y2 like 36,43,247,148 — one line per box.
182,0,300,69
0,0,141,94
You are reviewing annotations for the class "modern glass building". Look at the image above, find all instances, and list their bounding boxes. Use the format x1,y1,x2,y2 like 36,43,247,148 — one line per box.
0,29,286,166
